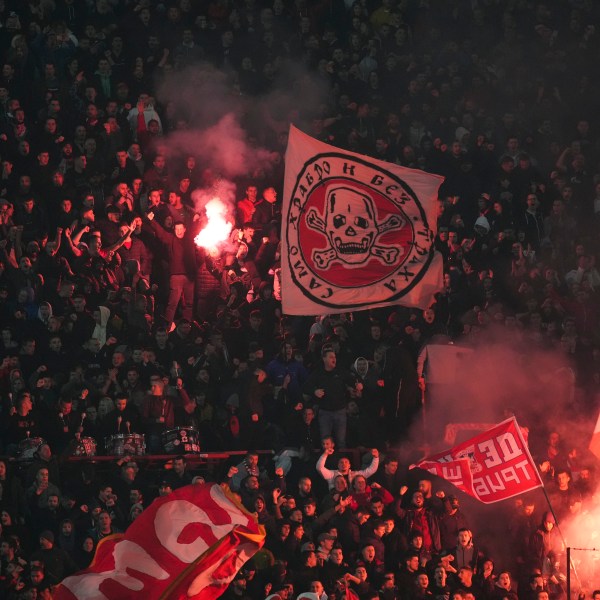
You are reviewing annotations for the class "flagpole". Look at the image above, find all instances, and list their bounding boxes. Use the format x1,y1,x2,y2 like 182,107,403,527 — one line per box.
539,484,582,591
421,386,427,446
515,418,582,592
417,375,429,448
566,547,570,600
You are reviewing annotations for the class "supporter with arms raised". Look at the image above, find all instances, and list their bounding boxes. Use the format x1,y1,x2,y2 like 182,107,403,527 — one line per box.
316,446,379,490
144,209,199,331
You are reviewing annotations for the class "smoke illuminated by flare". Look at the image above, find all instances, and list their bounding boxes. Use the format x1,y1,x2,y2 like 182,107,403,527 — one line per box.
194,198,233,250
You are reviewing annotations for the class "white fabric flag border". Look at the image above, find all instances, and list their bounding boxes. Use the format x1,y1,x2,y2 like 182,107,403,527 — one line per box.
281,126,445,315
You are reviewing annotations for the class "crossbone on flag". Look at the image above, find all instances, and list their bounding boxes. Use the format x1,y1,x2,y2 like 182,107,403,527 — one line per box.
281,126,445,315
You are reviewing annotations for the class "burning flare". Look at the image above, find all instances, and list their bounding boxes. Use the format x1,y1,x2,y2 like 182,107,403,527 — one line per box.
194,198,233,250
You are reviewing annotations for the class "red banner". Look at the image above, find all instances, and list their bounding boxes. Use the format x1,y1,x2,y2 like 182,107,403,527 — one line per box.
54,483,265,600
281,126,444,315
412,417,542,504
589,410,600,461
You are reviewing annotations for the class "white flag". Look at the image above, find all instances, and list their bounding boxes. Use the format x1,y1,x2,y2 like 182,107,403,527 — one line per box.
281,126,444,315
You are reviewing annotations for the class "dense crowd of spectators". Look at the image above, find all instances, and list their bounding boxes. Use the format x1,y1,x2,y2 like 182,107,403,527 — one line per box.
0,0,599,598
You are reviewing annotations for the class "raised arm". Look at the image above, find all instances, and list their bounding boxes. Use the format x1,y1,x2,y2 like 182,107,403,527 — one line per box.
71,225,89,247
316,449,336,482
357,448,379,479
63,227,83,257
145,211,171,245
104,222,135,253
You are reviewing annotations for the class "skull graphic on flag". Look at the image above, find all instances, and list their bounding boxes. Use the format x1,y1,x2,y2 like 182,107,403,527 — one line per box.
306,186,404,269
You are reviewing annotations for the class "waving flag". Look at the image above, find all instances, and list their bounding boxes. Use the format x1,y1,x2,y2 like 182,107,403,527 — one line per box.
412,417,542,504
281,126,444,315
589,410,600,460
55,483,265,600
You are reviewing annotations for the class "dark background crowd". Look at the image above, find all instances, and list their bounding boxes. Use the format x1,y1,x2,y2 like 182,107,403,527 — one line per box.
0,0,599,598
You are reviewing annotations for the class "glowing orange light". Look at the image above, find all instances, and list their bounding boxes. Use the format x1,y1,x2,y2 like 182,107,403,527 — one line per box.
194,198,233,250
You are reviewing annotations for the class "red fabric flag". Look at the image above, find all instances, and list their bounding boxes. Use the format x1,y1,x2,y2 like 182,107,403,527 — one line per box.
54,483,265,600
281,125,444,315
589,410,600,460
412,417,542,504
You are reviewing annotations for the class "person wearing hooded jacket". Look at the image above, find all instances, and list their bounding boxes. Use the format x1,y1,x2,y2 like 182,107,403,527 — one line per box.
528,511,563,576
30,529,78,585
347,356,384,446
91,305,112,348
438,494,470,551
25,300,53,341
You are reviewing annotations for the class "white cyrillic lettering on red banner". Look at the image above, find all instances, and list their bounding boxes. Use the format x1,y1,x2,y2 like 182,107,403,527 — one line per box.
412,418,542,504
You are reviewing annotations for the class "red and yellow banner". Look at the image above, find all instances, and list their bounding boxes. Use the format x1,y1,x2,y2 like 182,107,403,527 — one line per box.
55,483,265,600
413,417,542,504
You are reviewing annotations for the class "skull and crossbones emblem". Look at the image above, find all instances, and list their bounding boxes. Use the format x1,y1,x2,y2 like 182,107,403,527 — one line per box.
306,186,404,269
457,446,483,474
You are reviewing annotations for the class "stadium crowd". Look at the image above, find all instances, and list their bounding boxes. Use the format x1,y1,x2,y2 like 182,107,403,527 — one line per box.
0,0,599,598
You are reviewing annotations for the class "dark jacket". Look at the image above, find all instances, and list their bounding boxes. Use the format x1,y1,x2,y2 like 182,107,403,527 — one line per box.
396,503,441,554
303,367,349,411
147,217,198,279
